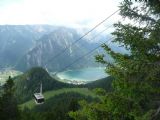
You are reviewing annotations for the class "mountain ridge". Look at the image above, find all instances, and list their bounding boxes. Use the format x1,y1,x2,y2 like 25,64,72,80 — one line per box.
16,27,102,72
14,67,74,103
0,25,57,68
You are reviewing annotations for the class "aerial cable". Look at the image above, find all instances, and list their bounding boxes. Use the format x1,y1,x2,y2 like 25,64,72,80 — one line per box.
45,9,120,66
55,36,114,74
54,16,142,74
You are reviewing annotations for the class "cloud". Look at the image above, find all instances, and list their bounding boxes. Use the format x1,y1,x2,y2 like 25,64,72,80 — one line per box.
0,0,122,28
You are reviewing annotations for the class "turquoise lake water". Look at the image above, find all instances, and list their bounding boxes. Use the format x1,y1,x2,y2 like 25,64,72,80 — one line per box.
57,67,108,81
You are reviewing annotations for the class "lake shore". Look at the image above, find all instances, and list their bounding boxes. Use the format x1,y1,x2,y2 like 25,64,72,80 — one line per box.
50,67,108,85
52,74,90,85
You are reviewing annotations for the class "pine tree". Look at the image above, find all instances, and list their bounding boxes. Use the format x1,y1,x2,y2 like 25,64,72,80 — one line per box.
70,0,160,120
0,76,20,120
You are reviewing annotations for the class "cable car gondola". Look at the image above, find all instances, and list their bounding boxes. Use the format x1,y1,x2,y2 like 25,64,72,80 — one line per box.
33,83,44,104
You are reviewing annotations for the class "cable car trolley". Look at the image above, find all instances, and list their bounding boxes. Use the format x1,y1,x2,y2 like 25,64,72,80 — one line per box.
33,83,45,104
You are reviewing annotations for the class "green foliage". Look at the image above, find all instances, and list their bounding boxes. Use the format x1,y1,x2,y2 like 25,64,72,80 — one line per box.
15,67,113,104
20,88,98,110
85,76,113,92
14,67,74,103
69,99,110,120
0,76,20,120
92,88,106,96
0,69,22,85
20,92,98,120
70,0,160,120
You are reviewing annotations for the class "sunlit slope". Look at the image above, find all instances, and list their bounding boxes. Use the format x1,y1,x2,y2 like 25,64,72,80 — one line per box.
15,67,75,103
20,88,97,109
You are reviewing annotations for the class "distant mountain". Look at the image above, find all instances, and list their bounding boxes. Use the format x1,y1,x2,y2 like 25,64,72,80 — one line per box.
0,25,56,69
0,25,125,72
16,27,103,72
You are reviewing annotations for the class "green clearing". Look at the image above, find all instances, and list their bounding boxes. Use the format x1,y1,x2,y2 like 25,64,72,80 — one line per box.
20,88,97,110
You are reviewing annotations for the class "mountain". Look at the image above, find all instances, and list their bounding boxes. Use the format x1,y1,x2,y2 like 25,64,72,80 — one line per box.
0,25,56,69
18,68,113,120
0,25,124,72
16,27,102,72
14,66,113,103
85,76,113,91
14,67,74,103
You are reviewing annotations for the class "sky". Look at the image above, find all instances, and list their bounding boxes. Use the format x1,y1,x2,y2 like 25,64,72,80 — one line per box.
0,0,122,28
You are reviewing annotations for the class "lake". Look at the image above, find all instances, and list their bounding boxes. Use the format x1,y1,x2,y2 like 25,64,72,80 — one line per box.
57,67,108,83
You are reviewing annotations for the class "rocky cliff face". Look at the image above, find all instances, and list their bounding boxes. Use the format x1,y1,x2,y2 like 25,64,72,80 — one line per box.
16,27,100,72
0,25,56,68
0,25,122,72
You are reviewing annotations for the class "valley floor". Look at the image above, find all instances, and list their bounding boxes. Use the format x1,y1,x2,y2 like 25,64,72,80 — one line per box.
0,69,22,86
